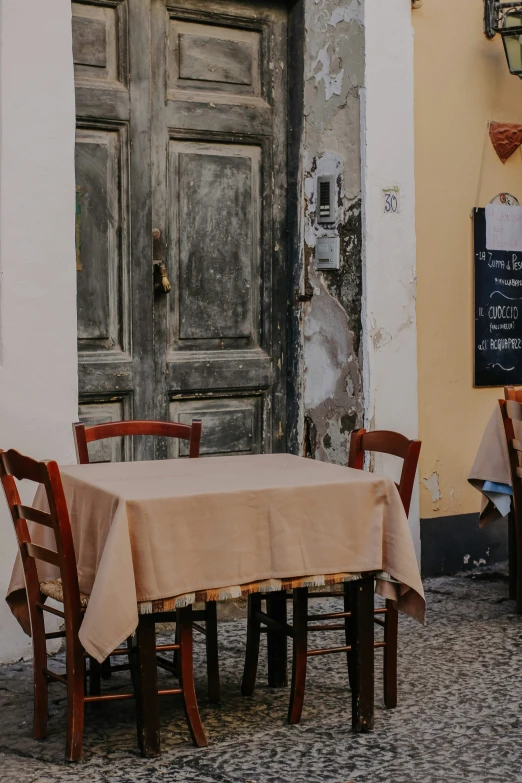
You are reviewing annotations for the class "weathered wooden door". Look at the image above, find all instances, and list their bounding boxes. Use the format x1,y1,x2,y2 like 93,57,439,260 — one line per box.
73,0,287,460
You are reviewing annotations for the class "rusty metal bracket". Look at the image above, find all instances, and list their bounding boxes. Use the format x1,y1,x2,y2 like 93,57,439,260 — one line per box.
294,278,314,305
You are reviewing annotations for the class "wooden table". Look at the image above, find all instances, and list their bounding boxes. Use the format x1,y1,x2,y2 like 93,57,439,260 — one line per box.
8,453,424,756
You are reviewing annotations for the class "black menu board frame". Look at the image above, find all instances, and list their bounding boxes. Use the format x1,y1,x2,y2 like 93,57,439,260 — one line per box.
474,207,522,387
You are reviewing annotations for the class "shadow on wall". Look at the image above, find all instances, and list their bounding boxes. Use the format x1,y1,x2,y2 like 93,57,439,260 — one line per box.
420,514,508,577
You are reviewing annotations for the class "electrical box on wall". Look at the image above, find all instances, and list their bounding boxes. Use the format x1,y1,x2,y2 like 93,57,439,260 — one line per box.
315,236,340,271
317,175,336,223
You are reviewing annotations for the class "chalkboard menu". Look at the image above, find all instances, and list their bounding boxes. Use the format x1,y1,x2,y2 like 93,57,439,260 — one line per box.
474,207,522,386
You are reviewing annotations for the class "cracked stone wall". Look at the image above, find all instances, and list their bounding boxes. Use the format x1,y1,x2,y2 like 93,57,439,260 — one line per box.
298,0,365,465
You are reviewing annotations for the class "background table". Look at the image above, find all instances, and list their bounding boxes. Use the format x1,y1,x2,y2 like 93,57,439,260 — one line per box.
469,402,515,524
469,400,522,600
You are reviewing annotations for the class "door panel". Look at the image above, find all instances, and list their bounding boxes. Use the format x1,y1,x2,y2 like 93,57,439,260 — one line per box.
168,20,261,95
169,396,262,457
169,141,260,345
152,0,287,458
74,0,154,459
72,3,121,80
75,127,128,352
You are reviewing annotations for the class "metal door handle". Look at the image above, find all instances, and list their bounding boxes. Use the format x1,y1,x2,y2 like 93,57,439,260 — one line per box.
154,261,171,293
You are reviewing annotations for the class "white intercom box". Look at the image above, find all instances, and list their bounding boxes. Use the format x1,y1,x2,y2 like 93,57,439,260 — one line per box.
315,236,340,271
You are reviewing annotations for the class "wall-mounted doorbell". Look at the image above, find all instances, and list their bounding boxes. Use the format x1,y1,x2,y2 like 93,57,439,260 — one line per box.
316,175,336,224
315,169,340,270
316,236,340,271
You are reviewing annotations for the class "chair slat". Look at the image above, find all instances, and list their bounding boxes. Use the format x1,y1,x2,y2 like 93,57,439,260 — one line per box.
73,418,203,464
359,430,413,461
24,542,60,567
36,602,65,619
83,420,192,443
513,439,522,453
14,504,54,528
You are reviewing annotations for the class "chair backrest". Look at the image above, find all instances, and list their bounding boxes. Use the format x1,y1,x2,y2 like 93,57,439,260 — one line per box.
72,419,202,464
348,429,422,516
505,386,522,402
0,449,82,633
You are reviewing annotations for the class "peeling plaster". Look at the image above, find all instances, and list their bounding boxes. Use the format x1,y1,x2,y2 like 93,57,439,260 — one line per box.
422,472,441,504
298,0,365,466
312,45,344,101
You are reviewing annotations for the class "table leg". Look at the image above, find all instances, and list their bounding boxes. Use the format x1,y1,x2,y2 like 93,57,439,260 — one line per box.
135,615,160,757
508,509,518,603
266,590,288,687
351,575,374,733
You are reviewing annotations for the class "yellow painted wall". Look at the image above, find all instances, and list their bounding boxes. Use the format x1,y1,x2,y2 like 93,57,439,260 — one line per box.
413,1,522,518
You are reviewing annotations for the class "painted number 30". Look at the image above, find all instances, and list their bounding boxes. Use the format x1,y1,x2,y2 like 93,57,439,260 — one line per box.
384,193,399,213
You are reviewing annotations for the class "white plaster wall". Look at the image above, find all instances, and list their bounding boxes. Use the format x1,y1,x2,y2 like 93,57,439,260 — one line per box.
0,0,78,661
362,0,420,558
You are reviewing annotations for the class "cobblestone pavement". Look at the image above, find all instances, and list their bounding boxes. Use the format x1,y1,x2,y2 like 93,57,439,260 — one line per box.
0,567,521,783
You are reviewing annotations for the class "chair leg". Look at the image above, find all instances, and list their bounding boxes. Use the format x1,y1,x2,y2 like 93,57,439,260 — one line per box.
351,576,374,733
288,587,308,725
32,605,48,741
89,657,101,697
509,509,517,602
266,590,287,688
204,601,220,703
516,512,522,614
100,657,112,681
178,606,208,748
127,635,138,693
135,615,160,758
344,584,354,691
65,637,85,762
383,600,398,709
242,593,261,696
172,621,180,676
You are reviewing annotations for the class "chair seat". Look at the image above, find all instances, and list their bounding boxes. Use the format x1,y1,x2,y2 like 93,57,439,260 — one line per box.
40,579,90,608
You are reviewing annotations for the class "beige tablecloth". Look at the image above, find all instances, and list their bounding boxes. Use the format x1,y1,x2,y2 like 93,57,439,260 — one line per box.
7,454,425,662
468,401,522,524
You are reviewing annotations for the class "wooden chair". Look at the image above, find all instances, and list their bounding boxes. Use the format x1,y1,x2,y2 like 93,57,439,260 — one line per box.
242,428,421,724
500,398,522,613
504,387,522,602
72,419,220,704
0,448,206,760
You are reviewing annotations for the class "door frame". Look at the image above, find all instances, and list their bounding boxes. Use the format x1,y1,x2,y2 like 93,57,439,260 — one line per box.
286,0,305,455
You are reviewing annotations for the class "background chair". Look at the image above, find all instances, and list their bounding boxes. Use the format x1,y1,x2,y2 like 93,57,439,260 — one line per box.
72,419,220,704
0,448,206,760
500,398,522,613
242,428,421,724
504,387,521,602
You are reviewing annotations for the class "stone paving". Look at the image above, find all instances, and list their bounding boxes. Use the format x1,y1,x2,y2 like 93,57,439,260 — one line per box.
0,566,521,782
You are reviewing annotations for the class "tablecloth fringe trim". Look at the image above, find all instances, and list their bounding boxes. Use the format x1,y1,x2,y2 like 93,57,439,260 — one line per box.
136,571,391,615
